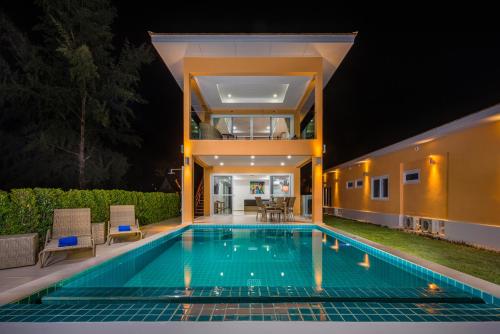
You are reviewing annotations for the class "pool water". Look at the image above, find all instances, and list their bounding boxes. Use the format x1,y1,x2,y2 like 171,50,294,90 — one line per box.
41,226,480,304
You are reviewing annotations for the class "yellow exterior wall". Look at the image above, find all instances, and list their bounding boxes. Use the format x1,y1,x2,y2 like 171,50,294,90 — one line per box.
325,120,500,226
183,57,324,223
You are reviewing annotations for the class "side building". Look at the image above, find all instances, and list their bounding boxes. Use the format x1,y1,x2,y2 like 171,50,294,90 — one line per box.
323,104,500,250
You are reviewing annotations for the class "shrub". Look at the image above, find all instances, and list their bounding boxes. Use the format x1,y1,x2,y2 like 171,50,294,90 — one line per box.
0,188,180,242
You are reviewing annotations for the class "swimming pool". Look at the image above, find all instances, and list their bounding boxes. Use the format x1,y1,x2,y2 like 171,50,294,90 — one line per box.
2,224,499,323
33,225,492,305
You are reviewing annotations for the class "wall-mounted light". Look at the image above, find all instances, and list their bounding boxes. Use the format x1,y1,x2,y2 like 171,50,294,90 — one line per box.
323,144,326,154
287,155,292,159
219,162,224,166
429,157,436,165
250,155,255,159
185,157,190,166
250,162,255,166
280,162,285,166
414,145,420,152
363,172,369,177
214,155,219,160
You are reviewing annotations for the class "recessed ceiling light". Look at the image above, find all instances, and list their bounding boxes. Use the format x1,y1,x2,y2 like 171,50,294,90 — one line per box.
250,162,255,166
273,93,278,98
250,155,255,159
280,162,285,166
287,155,292,159
233,126,237,130
266,126,270,130
214,155,219,159
227,94,232,98
219,162,224,166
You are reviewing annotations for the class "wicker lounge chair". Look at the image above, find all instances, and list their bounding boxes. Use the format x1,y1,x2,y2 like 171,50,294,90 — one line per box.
39,208,95,268
107,205,143,245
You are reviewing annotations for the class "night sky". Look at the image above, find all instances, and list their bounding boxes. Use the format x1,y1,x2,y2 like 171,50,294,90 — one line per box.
2,2,500,191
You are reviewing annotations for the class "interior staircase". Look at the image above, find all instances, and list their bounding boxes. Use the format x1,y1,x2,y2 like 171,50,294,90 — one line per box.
194,180,204,218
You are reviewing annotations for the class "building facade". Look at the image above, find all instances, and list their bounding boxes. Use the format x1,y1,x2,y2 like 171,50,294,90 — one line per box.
324,105,500,250
151,33,356,224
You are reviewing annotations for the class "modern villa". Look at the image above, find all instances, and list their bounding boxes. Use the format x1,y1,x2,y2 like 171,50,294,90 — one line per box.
0,33,498,333
150,33,356,224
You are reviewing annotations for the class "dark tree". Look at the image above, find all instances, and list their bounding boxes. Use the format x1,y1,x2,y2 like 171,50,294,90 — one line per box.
0,0,153,189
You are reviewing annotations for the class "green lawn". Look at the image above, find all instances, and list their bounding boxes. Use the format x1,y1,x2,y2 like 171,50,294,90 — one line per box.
323,215,500,285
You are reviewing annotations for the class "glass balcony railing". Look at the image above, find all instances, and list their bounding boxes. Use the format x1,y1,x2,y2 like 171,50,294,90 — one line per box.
190,113,315,140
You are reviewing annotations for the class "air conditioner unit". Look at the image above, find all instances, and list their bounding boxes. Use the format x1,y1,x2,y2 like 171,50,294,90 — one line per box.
403,216,414,230
420,218,433,234
403,216,421,231
432,220,446,237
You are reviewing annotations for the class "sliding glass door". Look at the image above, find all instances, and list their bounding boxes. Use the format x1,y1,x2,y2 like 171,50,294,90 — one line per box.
212,176,232,215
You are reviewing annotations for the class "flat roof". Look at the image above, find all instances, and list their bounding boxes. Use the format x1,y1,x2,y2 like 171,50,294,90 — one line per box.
149,33,356,90
325,103,500,172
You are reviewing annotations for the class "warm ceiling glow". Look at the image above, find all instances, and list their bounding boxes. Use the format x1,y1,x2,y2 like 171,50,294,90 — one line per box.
250,162,255,166
214,155,219,159
287,155,292,159
250,155,255,159
219,162,224,166
280,162,285,166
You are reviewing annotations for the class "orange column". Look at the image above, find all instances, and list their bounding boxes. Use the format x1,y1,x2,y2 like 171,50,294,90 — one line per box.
182,72,193,224
312,70,323,224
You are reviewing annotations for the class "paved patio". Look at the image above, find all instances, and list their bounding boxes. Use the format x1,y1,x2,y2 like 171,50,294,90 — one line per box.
0,217,182,303
194,211,312,224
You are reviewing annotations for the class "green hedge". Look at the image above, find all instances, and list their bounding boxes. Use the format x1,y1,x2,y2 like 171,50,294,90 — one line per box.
0,188,180,240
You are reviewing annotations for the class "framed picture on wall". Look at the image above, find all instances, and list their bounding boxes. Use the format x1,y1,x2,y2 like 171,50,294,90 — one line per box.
250,181,265,194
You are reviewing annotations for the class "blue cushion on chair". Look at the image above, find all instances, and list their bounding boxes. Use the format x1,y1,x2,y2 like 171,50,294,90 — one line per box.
58,236,78,247
118,225,131,232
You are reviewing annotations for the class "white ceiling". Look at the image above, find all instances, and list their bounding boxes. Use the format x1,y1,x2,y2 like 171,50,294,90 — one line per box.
197,155,310,167
195,76,311,110
150,34,356,90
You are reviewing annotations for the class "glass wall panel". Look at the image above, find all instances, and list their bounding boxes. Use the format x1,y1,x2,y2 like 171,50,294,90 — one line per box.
231,117,251,139
271,175,291,196
252,117,271,139
271,117,292,139
213,176,232,214
212,117,232,135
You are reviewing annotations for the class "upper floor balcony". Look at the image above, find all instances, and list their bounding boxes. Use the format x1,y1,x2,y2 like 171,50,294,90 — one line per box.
191,112,315,140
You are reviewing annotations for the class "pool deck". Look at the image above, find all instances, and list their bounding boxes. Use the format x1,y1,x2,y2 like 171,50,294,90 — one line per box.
0,217,184,305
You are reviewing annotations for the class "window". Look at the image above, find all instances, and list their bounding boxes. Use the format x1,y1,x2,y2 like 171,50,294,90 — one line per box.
355,179,363,188
346,181,354,189
371,176,389,199
271,175,291,196
404,169,420,184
